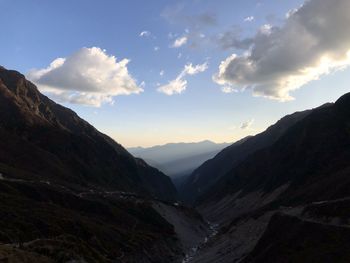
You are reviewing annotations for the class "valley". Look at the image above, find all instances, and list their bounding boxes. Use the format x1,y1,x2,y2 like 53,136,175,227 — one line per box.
0,65,349,263
2,0,350,261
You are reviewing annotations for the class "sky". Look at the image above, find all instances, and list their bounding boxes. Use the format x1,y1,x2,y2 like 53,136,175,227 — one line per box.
1,0,350,147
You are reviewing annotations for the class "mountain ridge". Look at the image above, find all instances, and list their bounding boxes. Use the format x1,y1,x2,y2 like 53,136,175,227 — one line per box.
180,107,318,204
185,92,350,262
0,66,177,201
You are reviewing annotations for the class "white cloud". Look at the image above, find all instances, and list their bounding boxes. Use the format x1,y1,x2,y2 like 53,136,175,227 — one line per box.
240,119,254,130
157,78,187,95
259,24,272,35
214,0,350,101
221,86,237,93
27,47,143,107
182,63,208,76
244,16,254,22
139,31,151,37
158,62,208,95
285,8,298,19
154,46,160,51
172,36,188,48
160,70,165,76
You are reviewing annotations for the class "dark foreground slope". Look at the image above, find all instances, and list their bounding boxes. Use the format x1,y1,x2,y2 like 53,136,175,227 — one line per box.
0,66,176,201
186,93,350,262
0,67,211,262
0,179,176,262
243,210,350,263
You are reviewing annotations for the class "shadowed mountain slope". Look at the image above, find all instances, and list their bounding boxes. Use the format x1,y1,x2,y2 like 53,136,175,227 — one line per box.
0,66,212,263
200,94,350,211
186,93,350,263
0,66,176,201
181,108,314,204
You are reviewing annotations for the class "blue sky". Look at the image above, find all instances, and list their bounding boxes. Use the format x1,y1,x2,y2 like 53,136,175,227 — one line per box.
1,0,350,147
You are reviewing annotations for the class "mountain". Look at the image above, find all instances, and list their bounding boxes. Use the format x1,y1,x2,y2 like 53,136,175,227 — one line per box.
128,140,230,178
180,108,314,203
184,93,350,262
199,95,350,219
0,66,176,201
0,66,213,262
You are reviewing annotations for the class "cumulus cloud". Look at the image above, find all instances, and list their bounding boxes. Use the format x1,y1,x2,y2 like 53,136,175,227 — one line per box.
214,0,350,101
244,16,254,22
240,119,254,130
172,36,188,48
27,47,143,107
157,78,187,95
158,62,208,95
182,63,208,76
139,31,151,37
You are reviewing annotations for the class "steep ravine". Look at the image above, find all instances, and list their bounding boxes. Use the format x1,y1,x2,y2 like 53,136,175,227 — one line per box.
181,221,219,263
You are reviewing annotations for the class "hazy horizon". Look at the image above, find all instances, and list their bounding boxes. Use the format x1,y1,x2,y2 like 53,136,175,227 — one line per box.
2,0,349,147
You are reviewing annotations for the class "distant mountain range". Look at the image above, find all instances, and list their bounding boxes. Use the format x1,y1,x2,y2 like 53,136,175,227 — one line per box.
128,140,230,179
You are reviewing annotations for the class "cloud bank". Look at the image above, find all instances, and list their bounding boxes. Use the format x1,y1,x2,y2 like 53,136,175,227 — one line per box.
158,62,208,95
214,0,350,101
27,47,143,107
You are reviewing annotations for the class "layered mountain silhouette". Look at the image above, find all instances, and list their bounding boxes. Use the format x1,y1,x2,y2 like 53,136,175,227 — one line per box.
128,140,230,179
